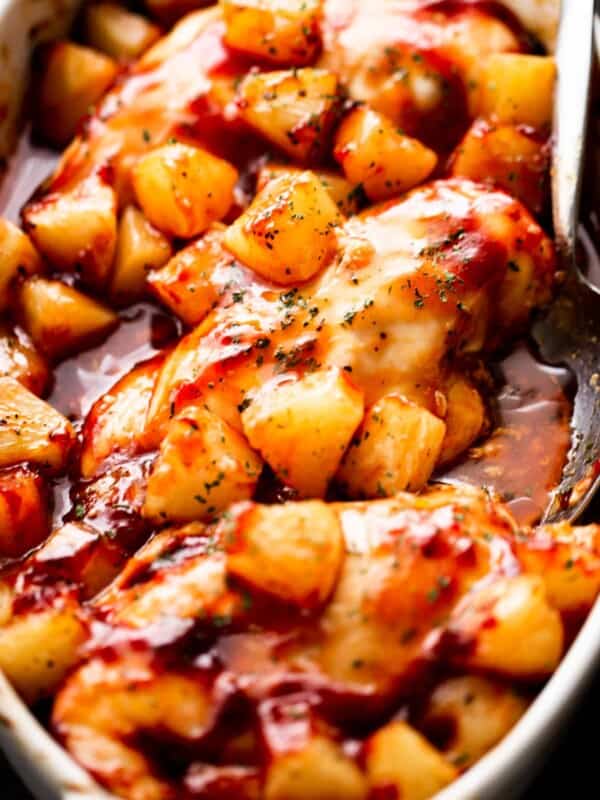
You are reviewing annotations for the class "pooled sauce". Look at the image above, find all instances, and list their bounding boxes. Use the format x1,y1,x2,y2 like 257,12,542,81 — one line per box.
0,129,575,528
441,343,572,525
49,304,180,421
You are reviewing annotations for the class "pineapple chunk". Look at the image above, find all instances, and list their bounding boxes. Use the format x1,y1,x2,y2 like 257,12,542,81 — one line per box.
19,278,118,361
143,404,263,523
256,163,362,216
35,41,119,146
516,523,600,615
147,227,230,326
478,54,556,129
448,575,563,678
85,3,161,61
227,501,343,608
421,676,527,770
437,376,485,466
132,143,238,239
337,395,446,498
450,119,549,214
81,357,162,479
0,324,50,397
0,600,86,703
334,107,438,201
365,721,457,800
111,206,172,303
0,466,50,558
222,0,321,66
23,175,118,289
241,369,364,497
236,68,341,163
0,219,43,311
0,378,75,472
265,736,367,800
224,170,341,284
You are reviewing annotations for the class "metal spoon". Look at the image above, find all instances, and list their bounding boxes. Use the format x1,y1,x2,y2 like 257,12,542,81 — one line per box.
532,0,598,524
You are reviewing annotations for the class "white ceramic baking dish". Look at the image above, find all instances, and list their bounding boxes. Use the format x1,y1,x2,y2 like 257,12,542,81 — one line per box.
0,2,597,799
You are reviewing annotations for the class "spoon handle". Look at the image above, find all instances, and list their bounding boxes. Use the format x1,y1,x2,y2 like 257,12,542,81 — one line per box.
552,0,596,262
534,0,600,524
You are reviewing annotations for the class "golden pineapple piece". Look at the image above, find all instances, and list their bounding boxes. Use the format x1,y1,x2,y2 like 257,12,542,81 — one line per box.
85,3,161,61
236,68,341,163
0,324,50,397
256,163,362,216
227,501,343,608
0,599,87,703
0,378,75,472
224,170,341,284
35,41,119,147
23,174,118,289
516,522,600,615
0,219,43,311
449,575,563,678
421,676,528,770
333,107,438,201
110,206,172,303
143,403,263,523
147,227,230,326
241,369,364,497
0,466,50,558
450,119,549,214
265,736,368,800
19,278,118,361
222,0,321,66
132,143,238,239
365,721,457,800
437,376,485,466
478,54,556,129
337,395,446,498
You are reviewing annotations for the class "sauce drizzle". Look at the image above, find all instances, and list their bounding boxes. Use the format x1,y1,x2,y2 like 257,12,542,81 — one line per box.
1,129,575,528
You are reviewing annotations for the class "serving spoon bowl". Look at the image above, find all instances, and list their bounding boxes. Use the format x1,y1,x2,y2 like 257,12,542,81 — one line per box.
533,0,599,523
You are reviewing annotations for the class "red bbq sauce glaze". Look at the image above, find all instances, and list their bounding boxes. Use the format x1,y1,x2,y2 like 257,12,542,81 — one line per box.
20,0,538,231
0,127,574,533
0,0,572,548
320,0,536,154
24,16,269,209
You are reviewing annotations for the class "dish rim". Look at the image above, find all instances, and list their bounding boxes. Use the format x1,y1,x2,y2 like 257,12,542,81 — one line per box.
0,2,597,798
